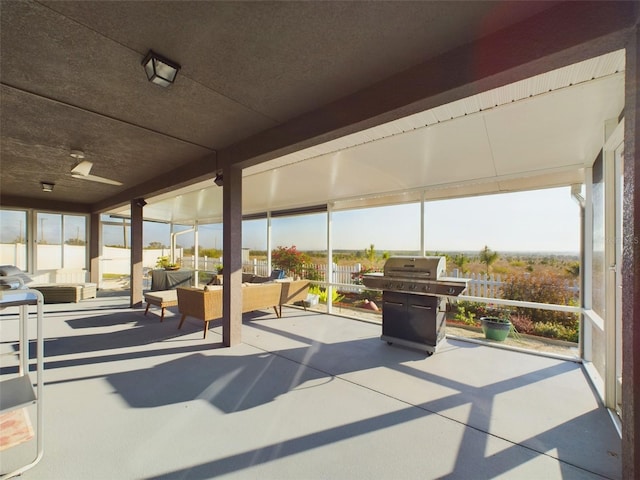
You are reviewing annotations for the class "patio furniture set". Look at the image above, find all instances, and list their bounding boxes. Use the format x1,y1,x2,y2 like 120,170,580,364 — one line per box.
144,277,311,338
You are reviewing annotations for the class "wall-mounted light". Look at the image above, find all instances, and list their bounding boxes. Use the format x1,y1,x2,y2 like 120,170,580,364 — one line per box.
142,50,181,87
214,173,223,187
41,182,54,192
135,198,147,208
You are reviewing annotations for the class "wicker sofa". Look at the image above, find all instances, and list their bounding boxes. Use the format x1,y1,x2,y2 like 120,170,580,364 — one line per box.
176,279,310,338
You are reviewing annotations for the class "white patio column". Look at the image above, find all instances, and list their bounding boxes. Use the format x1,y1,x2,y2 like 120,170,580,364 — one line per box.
583,167,594,363
194,221,200,287
267,212,272,273
327,203,333,314
420,191,425,256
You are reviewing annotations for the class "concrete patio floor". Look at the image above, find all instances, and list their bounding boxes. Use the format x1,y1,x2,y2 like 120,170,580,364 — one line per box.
0,294,621,479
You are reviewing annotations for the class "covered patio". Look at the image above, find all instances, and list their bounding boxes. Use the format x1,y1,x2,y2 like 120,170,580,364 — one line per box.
1,2,638,477
0,296,621,479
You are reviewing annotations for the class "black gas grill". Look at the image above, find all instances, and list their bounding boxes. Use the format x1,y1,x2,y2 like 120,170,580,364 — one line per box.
362,256,468,354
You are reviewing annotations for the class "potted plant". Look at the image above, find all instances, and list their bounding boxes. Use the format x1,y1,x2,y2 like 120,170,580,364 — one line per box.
479,306,512,341
156,256,180,271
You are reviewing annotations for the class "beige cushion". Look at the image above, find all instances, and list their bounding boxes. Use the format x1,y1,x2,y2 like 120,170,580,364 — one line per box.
144,290,178,305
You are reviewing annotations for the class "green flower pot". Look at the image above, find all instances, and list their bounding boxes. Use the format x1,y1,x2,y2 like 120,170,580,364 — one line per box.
480,316,511,341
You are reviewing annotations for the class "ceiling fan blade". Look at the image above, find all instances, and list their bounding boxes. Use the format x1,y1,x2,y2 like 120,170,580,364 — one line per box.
71,173,123,186
71,160,93,176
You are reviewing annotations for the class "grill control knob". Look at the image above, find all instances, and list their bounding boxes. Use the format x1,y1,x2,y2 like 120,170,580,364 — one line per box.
397,283,403,290
423,285,430,292
447,287,456,295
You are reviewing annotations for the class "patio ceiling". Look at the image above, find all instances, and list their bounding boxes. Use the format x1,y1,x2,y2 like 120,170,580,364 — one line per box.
0,1,633,222
125,50,625,224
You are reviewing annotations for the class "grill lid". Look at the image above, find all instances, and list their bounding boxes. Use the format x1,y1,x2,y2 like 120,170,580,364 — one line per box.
361,256,468,297
383,256,445,279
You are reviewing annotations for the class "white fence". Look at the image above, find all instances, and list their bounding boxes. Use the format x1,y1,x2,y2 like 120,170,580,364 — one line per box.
240,259,580,299
448,271,504,298
240,260,363,291
179,249,249,272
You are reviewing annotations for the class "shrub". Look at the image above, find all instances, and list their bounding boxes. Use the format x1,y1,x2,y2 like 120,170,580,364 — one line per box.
452,253,470,273
308,285,344,304
509,314,535,335
492,266,509,275
479,245,499,274
272,245,310,278
453,303,477,326
565,261,580,277
452,301,514,324
452,298,579,343
500,272,578,326
301,263,323,281
451,300,491,326
532,321,579,343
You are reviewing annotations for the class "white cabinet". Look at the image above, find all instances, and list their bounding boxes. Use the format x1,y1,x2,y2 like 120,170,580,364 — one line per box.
0,288,44,479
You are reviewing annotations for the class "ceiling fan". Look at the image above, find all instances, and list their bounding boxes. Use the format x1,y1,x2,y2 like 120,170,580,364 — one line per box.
69,150,123,186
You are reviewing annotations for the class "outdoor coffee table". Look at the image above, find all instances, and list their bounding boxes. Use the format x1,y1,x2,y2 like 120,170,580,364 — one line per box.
144,290,178,322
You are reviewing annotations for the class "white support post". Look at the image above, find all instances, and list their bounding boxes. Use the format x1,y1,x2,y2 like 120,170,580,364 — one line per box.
170,223,175,265
194,222,200,287
266,212,272,273
603,118,623,409
327,203,333,314
583,167,594,362
420,191,426,256
28,210,36,274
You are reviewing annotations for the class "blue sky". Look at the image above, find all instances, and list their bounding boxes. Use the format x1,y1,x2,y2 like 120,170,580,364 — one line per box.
143,186,580,253
1,186,579,254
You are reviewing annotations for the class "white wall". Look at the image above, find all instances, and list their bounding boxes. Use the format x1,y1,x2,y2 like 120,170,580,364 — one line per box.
0,243,27,269
0,244,182,276
101,246,183,274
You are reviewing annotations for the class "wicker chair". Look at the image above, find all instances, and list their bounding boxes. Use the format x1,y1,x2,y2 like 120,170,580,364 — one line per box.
176,286,223,338
277,280,311,317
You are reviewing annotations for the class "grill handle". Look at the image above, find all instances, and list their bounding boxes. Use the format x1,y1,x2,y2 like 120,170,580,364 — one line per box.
383,301,404,307
410,305,433,310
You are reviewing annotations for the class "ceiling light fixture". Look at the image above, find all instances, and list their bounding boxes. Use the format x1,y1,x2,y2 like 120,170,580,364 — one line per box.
142,50,181,87
41,182,54,192
214,173,223,187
